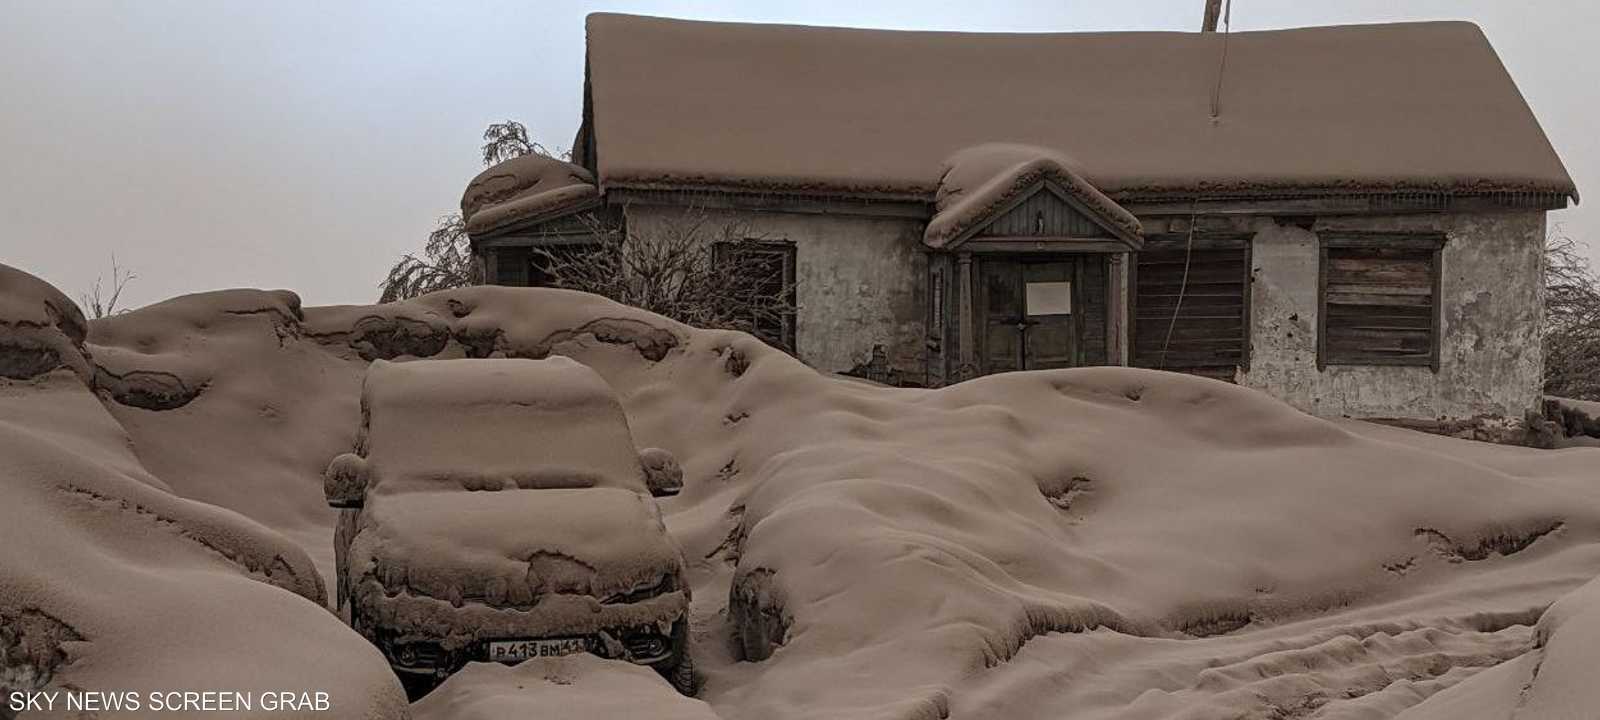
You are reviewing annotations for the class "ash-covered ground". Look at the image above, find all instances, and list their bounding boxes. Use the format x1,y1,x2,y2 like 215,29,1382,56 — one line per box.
3,261,1599,719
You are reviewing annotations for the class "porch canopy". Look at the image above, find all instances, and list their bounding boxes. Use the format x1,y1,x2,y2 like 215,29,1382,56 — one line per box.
461,154,601,237
924,144,1144,253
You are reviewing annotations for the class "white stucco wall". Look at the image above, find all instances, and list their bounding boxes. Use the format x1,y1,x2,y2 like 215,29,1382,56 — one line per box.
623,203,1544,415
1241,212,1545,421
624,205,928,382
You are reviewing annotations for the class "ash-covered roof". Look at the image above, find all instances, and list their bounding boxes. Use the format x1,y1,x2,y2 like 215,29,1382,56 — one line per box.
461,154,600,236
581,14,1576,203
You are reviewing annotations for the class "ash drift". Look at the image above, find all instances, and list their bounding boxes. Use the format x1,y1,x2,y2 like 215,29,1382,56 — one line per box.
3,263,1600,719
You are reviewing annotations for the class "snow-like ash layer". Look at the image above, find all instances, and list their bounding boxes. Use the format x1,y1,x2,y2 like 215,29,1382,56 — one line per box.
80,288,362,577
359,357,648,492
460,153,599,236
0,266,407,718
685,364,1599,719
349,488,687,650
0,263,90,383
8,267,1598,720
412,654,719,720
585,15,1576,201
925,143,1142,248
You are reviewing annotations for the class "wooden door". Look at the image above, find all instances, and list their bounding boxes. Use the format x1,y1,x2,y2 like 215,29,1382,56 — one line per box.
981,259,1024,373
1022,261,1076,369
980,258,1078,373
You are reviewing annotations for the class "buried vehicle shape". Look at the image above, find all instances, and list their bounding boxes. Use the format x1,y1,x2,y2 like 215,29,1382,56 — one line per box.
324,357,691,697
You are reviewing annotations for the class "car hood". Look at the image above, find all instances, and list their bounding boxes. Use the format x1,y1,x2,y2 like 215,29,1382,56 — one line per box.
348,486,684,607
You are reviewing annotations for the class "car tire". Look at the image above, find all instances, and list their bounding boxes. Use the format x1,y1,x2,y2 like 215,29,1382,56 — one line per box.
349,603,439,701
398,672,442,702
660,620,696,696
333,508,359,612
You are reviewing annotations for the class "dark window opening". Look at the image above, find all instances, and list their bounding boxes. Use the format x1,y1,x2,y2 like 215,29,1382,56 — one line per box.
489,244,606,288
1318,236,1443,370
492,247,531,286
713,240,797,353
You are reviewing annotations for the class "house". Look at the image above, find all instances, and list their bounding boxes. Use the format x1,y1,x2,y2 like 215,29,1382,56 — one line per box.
461,13,1578,426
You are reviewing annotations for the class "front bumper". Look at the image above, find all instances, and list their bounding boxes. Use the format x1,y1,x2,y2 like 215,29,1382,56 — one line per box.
383,622,680,676
350,577,689,676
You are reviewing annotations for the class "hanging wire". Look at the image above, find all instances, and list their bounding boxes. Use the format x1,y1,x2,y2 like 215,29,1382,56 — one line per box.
1158,200,1201,369
1209,0,1233,119
1163,0,1236,367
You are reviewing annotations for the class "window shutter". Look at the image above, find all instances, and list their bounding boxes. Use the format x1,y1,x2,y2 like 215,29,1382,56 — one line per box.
1132,237,1252,380
1318,237,1443,369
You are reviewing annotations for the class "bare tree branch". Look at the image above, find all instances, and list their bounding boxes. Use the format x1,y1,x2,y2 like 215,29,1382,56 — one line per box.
380,120,571,302
1544,227,1600,400
480,120,567,166
533,207,798,351
378,214,482,302
382,119,582,299
80,255,136,319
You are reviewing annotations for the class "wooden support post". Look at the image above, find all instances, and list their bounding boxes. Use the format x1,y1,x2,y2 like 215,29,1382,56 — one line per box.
1108,253,1126,365
957,253,975,379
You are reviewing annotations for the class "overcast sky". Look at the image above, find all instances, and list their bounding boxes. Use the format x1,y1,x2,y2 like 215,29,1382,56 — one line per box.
2,0,1596,310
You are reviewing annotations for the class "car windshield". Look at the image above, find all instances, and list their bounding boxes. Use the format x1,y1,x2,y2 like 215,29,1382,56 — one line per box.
359,358,647,494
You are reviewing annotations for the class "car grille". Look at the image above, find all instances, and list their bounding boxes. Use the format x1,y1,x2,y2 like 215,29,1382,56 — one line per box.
623,631,669,661
392,642,444,668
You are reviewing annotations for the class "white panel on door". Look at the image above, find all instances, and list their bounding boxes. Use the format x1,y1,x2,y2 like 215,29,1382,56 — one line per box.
1026,281,1072,316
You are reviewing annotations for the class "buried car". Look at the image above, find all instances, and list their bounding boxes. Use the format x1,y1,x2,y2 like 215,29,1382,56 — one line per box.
324,357,691,697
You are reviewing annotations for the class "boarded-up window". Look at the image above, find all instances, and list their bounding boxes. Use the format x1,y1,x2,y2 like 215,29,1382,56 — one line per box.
1318,236,1443,370
713,240,797,353
1132,237,1252,380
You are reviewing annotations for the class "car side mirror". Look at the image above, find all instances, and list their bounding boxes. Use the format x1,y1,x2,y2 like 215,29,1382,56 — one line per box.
324,453,369,509
639,448,683,498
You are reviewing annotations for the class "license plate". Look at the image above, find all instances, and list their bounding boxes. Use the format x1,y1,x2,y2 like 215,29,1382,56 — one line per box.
487,638,588,663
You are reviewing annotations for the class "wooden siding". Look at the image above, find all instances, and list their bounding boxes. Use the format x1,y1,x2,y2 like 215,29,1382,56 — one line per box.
1317,240,1442,370
974,188,1110,239
1131,237,1251,378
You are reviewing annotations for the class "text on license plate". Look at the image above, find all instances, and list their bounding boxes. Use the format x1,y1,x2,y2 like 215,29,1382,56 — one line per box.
488,638,588,663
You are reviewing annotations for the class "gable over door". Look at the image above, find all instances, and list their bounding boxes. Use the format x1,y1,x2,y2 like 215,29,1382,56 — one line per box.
973,188,1112,240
